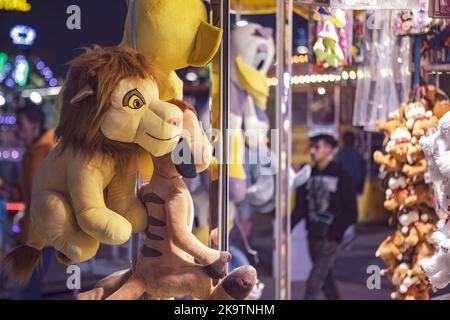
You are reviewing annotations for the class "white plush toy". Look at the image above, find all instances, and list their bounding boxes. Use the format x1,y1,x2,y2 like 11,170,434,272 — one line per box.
420,111,450,214
420,232,450,290
418,111,450,289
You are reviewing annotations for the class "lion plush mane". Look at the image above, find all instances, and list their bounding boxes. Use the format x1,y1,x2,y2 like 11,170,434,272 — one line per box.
56,46,161,174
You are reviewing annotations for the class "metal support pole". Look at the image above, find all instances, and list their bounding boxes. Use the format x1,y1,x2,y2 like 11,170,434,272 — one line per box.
275,0,293,301
130,0,140,272
211,0,230,256
413,35,422,90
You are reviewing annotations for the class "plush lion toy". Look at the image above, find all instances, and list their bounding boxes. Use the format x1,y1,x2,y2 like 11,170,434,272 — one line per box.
78,101,257,300
3,46,186,283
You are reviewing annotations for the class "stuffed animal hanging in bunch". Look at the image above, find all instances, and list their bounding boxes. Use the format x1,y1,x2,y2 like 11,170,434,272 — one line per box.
3,46,186,283
419,110,450,290
313,8,348,68
78,101,257,300
373,101,440,300
393,0,436,36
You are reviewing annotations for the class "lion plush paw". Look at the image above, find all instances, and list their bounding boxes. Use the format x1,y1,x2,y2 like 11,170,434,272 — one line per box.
30,190,100,264
76,208,132,245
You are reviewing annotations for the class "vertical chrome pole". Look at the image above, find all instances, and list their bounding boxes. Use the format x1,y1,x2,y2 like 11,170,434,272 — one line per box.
219,0,230,255
211,0,230,256
275,0,293,300
130,0,140,272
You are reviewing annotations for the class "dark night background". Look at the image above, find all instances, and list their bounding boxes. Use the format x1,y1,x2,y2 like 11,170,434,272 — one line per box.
0,0,128,78
0,0,308,79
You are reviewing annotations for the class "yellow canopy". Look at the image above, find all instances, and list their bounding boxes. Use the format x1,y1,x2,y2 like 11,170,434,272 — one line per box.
231,0,310,19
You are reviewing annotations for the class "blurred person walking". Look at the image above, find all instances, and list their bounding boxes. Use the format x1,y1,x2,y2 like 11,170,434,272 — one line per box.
293,134,358,300
334,131,366,249
335,131,366,196
13,105,56,300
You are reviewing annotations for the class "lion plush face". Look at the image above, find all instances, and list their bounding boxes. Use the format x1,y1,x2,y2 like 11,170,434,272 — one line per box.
57,46,184,169
101,77,183,157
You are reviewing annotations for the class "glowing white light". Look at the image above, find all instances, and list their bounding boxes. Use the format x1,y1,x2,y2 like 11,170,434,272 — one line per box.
36,61,45,70
10,25,36,46
349,71,357,80
0,94,5,106
342,71,349,80
283,72,290,88
49,78,58,87
30,91,42,105
357,70,364,79
186,72,198,82
296,46,309,55
237,20,249,27
12,56,29,86
317,87,326,95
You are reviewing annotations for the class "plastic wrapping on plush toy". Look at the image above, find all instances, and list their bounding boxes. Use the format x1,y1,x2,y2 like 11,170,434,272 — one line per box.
353,15,412,129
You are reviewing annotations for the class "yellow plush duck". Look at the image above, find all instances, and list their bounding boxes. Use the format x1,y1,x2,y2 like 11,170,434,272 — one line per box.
228,23,275,203
121,0,223,101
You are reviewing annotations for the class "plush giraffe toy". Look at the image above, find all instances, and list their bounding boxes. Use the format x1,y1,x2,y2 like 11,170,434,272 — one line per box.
78,100,257,300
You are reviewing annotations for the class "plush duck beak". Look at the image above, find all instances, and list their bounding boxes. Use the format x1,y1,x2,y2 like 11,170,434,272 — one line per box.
235,56,270,109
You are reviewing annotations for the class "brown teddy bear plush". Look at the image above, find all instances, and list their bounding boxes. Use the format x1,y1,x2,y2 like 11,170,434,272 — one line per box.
405,102,439,138
384,189,409,211
390,260,431,300
392,285,430,300
406,143,425,164
377,108,406,137
412,241,435,278
433,101,450,120
374,151,402,173
405,183,435,208
385,127,413,163
404,228,421,248
376,232,405,265
391,263,410,286
402,159,427,182
401,221,435,252
384,176,409,211
414,222,436,240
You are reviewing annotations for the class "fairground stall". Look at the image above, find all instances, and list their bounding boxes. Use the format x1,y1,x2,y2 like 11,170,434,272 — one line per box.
0,0,449,301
